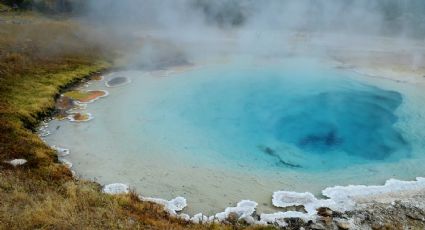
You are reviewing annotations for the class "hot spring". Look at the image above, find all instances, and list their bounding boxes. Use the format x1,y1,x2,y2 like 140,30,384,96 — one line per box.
44,58,425,214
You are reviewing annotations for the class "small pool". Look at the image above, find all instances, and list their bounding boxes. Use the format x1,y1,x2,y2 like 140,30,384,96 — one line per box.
44,58,425,214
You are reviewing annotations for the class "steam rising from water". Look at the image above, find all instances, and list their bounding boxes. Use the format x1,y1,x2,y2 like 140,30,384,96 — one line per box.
85,0,425,35
74,1,425,66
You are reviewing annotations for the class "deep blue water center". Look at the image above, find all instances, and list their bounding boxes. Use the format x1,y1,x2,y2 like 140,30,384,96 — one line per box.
276,88,406,160
147,60,410,171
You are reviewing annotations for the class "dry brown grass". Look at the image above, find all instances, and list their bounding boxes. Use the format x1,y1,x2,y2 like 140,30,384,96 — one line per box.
0,8,274,230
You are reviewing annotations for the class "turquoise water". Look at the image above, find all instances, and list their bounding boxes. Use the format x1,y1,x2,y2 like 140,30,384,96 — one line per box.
133,60,409,171
44,58,425,214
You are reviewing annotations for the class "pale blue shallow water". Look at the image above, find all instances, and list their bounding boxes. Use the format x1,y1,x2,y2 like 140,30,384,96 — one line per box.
44,58,425,214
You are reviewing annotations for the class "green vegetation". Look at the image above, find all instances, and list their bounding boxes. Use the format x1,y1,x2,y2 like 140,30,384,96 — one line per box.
0,7,272,229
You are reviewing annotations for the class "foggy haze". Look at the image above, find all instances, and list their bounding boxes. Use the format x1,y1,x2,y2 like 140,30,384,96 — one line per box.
83,1,425,35
75,0,425,68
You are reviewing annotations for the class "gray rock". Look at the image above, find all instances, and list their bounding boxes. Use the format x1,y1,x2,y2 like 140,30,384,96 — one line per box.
335,220,351,230
310,222,326,230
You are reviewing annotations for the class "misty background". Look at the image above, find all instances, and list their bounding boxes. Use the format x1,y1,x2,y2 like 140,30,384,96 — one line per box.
8,0,424,37
4,0,425,69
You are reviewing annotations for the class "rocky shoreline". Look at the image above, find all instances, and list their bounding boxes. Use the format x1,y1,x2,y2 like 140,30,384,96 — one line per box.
97,178,425,229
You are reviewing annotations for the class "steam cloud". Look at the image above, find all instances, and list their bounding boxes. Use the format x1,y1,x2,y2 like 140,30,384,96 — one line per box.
82,1,425,35
77,0,425,68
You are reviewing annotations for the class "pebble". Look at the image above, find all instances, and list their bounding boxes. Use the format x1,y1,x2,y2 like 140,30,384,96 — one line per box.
317,207,333,217
336,220,351,230
4,159,27,167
